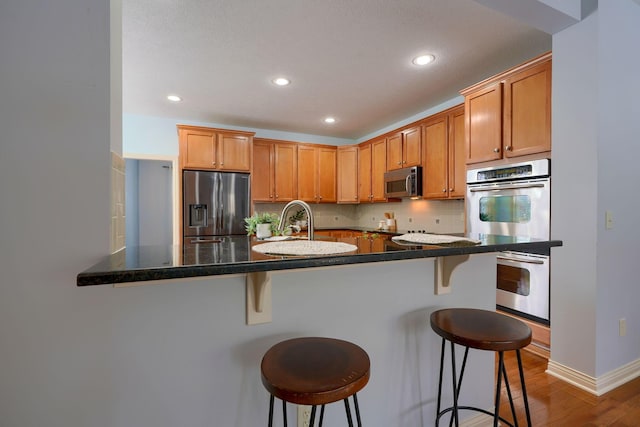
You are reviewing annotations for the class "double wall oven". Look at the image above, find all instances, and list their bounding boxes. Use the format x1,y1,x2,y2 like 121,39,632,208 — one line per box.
466,159,551,325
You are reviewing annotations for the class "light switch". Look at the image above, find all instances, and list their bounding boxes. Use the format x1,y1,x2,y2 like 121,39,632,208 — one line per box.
605,211,614,230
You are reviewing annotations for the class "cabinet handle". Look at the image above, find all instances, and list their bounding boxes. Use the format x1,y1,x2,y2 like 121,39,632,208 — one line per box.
505,146,512,151
493,148,500,153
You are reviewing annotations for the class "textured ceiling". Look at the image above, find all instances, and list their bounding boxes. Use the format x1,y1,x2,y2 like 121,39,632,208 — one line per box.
122,0,551,140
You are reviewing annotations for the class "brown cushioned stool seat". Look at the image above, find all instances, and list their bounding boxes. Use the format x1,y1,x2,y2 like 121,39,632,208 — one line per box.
430,308,532,427
261,337,370,427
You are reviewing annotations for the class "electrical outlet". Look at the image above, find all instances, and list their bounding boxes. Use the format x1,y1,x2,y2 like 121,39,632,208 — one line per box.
435,218,440,224
297,405,312,427
408,217,413,223
620,318,627,336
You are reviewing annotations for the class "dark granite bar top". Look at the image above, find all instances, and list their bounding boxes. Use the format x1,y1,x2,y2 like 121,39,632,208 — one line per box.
77,232,562,286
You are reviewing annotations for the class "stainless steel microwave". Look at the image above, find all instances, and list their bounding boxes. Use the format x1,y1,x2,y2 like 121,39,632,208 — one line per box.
384,166,422,198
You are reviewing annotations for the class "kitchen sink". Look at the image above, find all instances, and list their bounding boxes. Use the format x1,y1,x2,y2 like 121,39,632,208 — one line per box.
252,240,357,256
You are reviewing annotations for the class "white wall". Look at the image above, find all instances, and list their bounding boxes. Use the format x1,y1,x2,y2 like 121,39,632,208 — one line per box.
593,0,640,377
0,2,115,427
551,0,640,378
549,6,599,376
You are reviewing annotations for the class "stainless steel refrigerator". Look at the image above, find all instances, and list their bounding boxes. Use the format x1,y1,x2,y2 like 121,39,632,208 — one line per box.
183,170,250,240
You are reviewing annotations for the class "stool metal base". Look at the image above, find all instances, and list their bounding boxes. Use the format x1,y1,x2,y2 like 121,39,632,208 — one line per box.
435,338,532,427
268,393,363,427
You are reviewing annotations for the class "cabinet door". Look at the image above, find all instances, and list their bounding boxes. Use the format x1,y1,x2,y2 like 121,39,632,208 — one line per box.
181,128,217,169
297,145,318,202
465,82,503,164
448,106,466,199
371,139,387,201
504,60,551,157
338,146,359,203
423,115,449,199
358,144,372,202
403,126,422,167
317,147,337,203
252,140,274,202
218,132,251,171
274,143,297,202
386,133,403,170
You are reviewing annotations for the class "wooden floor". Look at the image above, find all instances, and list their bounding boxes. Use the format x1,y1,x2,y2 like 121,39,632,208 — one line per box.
490,350,640,426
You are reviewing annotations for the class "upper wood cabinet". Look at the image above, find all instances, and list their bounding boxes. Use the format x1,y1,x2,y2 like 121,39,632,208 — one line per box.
386,126,422,170
358,138,387,203
337,146,359,203
178,125,254,171
422,105,465,199
297,144,337,203
252,139,297,203
461,52,551,164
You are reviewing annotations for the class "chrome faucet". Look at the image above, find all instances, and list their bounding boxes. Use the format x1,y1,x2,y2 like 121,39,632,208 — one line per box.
277,200,314,240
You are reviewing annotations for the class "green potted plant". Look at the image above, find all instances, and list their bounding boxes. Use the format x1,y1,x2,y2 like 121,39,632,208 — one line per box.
244,212,280,239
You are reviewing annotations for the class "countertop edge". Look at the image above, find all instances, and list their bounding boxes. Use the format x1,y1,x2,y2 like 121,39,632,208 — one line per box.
77,240,562,287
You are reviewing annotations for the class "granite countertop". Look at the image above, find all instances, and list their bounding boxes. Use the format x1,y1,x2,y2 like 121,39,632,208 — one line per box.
77,232,562,287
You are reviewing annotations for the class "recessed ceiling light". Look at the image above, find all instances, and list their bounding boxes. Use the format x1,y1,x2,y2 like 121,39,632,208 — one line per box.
167,95,182,102
412,54,435,66
324,117,336,124
272,77,291,86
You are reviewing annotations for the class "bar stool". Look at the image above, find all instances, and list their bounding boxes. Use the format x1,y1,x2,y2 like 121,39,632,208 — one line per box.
430,308,532,427
260,337,370,427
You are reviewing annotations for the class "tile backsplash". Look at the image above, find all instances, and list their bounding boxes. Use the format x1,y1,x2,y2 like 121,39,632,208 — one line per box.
111,151,126,253
253,198,465,233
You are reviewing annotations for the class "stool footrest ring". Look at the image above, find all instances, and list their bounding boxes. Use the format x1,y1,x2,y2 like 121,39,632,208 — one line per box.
436,406,516,427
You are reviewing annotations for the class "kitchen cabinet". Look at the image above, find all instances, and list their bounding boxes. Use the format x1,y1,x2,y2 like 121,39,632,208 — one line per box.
252,138,297,203
358,138,387,203
461,52,551,164
337,146,359,203
422,105,465,199
297,144,337,203
178,125,253,171
386,126,422,170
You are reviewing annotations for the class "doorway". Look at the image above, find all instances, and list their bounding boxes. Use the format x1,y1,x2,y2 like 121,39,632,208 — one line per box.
124,154,179,247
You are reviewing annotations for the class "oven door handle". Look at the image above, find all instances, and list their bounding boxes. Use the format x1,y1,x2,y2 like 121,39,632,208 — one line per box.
469,182,546,192
497,255,545,264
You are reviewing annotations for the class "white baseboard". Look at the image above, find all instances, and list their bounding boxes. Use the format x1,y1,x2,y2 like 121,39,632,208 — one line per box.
546,357,640,396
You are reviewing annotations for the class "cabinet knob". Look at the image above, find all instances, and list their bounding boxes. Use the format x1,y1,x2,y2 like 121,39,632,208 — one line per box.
442,189,447,193
493,148,500,153
449,188,454,192
505,146,512,151
275,194,279,198
220,162,224,165
397,161,402,165
212,161,217,165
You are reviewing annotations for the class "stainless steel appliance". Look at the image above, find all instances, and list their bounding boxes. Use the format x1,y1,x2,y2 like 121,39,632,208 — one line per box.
384,166,422,198
183,170,250,241
467,159,551,324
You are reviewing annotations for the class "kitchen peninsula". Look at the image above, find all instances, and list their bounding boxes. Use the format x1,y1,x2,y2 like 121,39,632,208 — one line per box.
77,232,561,286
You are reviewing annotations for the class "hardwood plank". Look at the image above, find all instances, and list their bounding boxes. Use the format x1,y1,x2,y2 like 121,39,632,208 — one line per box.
490,350,640,426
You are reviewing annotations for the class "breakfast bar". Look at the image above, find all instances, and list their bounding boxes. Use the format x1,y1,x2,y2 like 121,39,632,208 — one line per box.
77,232,560,286
76,232,561,424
